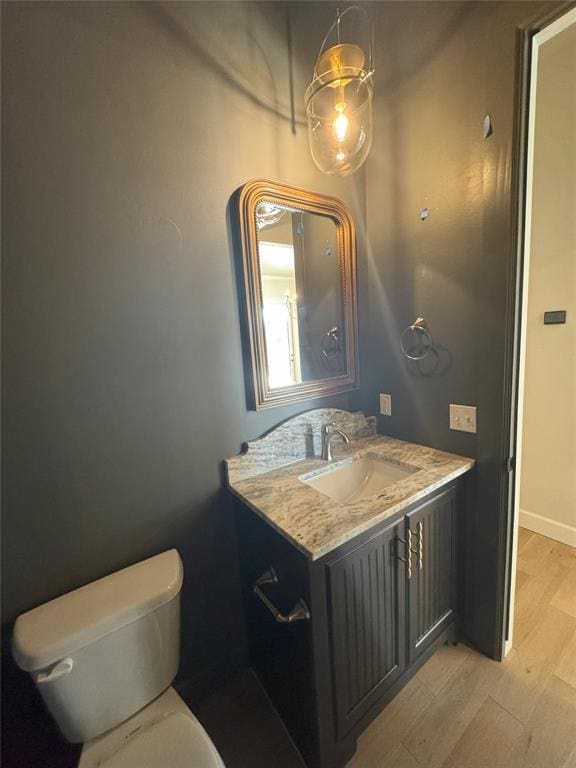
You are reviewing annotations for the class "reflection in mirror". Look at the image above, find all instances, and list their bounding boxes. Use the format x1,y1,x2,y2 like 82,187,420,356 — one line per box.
256,203,343,389
236,179,357,410
258,236,300,388
256,205,344,389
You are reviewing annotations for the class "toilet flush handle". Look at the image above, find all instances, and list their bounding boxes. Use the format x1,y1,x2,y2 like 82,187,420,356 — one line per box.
35,657,74,684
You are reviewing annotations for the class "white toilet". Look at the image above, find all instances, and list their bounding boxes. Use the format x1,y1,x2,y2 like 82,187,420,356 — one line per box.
12,549,225,767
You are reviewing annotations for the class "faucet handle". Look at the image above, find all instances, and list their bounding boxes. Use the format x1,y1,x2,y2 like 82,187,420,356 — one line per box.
322,421,336,435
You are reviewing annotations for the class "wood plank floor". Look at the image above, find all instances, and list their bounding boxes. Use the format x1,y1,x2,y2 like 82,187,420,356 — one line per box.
193,667,306,768
347,528,576,768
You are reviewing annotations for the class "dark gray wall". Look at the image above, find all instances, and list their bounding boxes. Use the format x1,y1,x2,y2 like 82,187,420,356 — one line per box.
2,0,559,700
1,0,366,682
362,0,553,656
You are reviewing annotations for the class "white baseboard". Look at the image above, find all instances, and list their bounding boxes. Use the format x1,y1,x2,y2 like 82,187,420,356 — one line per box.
519,508,576,548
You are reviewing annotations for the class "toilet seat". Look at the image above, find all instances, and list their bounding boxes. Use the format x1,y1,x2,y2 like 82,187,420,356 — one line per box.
100,711,225,768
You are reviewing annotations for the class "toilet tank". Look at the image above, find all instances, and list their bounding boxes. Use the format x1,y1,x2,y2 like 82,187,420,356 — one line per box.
12,550,183,743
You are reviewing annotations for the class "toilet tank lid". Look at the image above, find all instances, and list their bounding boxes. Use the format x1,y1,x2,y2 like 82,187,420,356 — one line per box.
12,549,183,672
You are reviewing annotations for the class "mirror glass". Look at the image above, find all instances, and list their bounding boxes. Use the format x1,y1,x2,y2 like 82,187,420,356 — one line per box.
255,203,345,389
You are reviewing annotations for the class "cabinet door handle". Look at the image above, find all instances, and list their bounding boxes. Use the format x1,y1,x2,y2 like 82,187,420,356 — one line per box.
397,533,412,579
418,521,423,570
253,567,311,623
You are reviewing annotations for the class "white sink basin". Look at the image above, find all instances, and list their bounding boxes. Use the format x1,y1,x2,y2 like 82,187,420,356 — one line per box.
300,453,419,504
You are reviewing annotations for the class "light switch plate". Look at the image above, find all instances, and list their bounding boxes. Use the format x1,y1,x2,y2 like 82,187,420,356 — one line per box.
380,393,392,416
450,404,477,434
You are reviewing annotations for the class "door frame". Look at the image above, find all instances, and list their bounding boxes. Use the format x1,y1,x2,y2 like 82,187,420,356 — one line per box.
501,2,576,657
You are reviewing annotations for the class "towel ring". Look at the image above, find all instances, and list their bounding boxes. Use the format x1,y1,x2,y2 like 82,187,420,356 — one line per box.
400,317,433,361
321,326,341,359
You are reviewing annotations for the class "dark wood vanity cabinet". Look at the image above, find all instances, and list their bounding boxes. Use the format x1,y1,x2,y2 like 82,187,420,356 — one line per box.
406,487,459,664
235,481,462,768
327,520,406,739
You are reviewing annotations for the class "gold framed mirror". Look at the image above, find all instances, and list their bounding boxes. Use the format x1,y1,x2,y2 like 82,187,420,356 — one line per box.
235,179,358,410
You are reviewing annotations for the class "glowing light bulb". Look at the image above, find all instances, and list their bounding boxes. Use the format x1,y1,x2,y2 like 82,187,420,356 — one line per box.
334,102,349,142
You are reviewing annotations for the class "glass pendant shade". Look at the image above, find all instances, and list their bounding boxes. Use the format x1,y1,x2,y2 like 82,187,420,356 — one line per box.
255,203,286,230
305,10,374,177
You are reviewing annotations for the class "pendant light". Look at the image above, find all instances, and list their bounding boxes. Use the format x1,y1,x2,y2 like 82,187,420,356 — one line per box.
255,203,286,230
305,6,374,177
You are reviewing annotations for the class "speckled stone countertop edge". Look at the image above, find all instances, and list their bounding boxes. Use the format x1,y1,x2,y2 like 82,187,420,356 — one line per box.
228,484,316,559
227,432,475,561
228,461,473,561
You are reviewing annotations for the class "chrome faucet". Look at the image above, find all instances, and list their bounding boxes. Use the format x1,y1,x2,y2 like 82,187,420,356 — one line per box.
321,423,350,461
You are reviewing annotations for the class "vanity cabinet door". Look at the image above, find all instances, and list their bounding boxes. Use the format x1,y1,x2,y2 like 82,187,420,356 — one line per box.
327,520,406,739
405,486,458,664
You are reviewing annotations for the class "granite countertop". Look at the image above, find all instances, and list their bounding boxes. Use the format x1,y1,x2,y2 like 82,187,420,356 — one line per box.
225,409,475,561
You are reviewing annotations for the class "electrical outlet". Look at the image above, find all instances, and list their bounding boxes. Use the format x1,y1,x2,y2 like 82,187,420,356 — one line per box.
380,393,392,416
449,404,477,434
